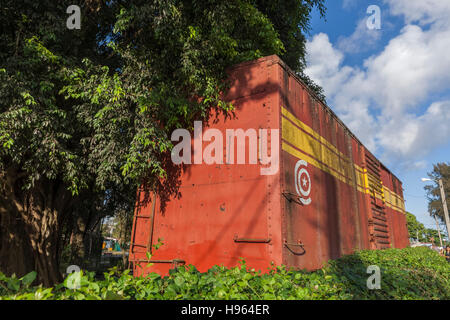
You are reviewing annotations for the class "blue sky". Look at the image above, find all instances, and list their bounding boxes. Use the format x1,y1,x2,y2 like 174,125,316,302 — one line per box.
304,0,450,235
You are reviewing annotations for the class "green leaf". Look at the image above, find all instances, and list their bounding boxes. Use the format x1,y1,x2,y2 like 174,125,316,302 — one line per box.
20,271,37,287
7,278,20,291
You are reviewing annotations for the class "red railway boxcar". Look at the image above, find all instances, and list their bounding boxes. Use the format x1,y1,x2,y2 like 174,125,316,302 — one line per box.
129,55,409,276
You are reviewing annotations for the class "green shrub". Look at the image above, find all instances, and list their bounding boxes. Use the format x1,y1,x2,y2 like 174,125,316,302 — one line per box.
1,247,448,300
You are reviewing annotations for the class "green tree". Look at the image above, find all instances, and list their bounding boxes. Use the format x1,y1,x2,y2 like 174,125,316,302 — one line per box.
405,212,426,242
423,228,442,246
0,0,119,286
405,211,445,245
252,0,327,101
0,0,325,286
424,162,450,236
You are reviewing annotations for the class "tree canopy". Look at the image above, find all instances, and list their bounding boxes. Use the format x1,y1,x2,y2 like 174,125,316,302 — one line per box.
424,162,450,229
0,0,326,285
405,211,446,245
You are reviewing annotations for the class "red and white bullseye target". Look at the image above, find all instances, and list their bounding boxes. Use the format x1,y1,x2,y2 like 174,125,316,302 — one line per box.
294,159,311,205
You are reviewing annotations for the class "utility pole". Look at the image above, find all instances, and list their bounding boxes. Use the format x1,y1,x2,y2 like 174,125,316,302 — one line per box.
434,215,443,247
438,178,450,244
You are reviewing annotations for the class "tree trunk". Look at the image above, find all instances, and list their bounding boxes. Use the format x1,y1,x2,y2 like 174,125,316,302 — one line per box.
0,202,34,278
0,168,73,287
67,195,105,269
68,215,87,268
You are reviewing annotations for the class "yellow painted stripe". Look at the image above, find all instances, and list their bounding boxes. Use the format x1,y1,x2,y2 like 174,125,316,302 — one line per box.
282,142,353,186
356,185,366,194
383,187,405,211
282,116,352,178
284,107,365,190
282,107,351,162
354,163,364,173
281,107,406,214
363,169,370,192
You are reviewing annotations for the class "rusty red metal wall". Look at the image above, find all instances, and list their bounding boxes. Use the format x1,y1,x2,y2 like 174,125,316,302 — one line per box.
130,57,283,276
279,64,367,269
129,55,409,276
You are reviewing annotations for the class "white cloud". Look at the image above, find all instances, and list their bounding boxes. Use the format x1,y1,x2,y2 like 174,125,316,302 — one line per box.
364,24,450,112
384,0,450,27
377,100,450,159
304,0,450,168
342,0,357,10
337,19,382,54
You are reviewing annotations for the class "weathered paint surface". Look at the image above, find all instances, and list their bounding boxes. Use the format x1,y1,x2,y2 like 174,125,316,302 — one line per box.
129,56,409,276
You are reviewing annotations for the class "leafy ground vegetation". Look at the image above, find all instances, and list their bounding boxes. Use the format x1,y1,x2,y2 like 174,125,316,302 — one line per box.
0,247,448,300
